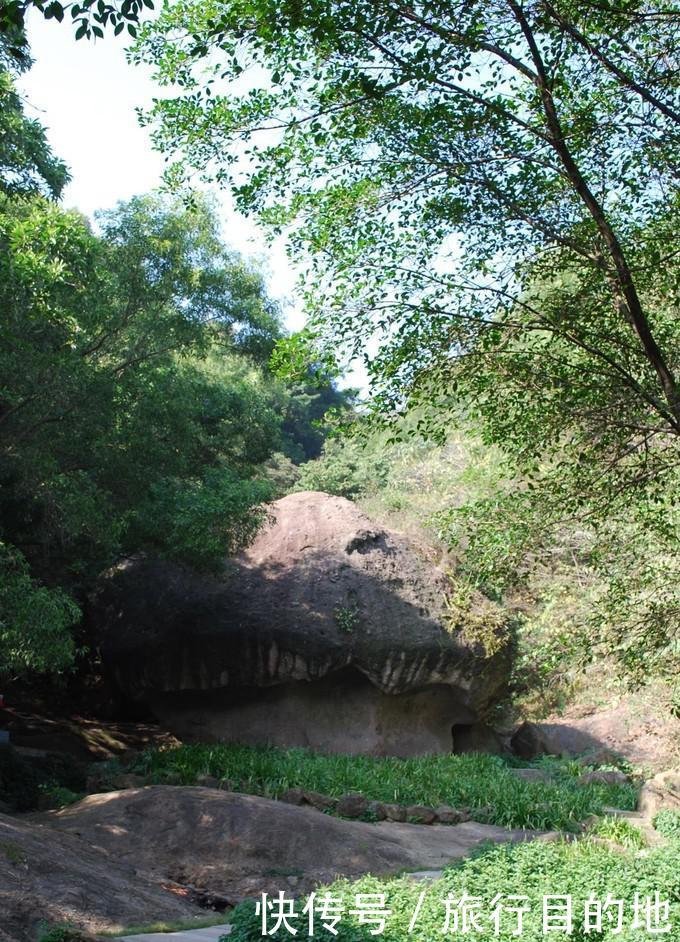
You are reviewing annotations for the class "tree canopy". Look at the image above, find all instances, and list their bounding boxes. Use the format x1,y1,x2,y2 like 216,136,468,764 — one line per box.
135,0,680,425
0,0,148,43
133,0,680,682
2,1,679,686
0,34,69,197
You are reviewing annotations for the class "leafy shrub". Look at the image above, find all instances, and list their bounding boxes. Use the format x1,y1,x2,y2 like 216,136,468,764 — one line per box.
296,435,388,499
0,746,86,811
261,452,302,497
137,467,272,571
0,542,79,675
37,925,87,942
654,810,680,840
39,785,85,810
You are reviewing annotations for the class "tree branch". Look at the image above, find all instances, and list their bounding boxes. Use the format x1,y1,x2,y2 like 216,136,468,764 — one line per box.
506,0,680,431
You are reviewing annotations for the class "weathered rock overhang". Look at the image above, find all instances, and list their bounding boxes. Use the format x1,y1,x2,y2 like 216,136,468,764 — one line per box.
150,667,477,756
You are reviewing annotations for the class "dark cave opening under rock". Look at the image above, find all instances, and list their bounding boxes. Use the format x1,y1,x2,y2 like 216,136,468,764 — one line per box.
451,721,506,755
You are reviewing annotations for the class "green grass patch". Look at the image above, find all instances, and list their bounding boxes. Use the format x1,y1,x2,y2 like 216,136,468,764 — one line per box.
229,838,680,942
39,785,85,810
591,815,647,849
1,840,26,866
133,743,638,832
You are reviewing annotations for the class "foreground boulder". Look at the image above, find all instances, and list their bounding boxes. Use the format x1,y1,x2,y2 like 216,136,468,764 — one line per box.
46,786,535,899
0,810,201,942
92,492,510,755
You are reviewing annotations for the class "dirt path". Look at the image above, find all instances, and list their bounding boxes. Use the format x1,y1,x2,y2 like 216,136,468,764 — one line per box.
121,926,231,942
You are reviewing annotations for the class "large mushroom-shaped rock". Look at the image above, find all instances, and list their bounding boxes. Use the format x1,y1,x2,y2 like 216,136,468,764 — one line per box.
92,492,510,756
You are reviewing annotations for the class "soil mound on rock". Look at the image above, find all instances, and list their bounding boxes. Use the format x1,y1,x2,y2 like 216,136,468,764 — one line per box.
0,810,201,942
92,492,510,755
46,786,535,900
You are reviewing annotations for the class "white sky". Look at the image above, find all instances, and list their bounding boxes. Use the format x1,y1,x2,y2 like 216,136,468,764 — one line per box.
17,14,306,331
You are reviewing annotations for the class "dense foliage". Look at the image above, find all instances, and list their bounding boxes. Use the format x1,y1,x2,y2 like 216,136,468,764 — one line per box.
0,188,281,673
0,36,68,197
654,811,680,841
